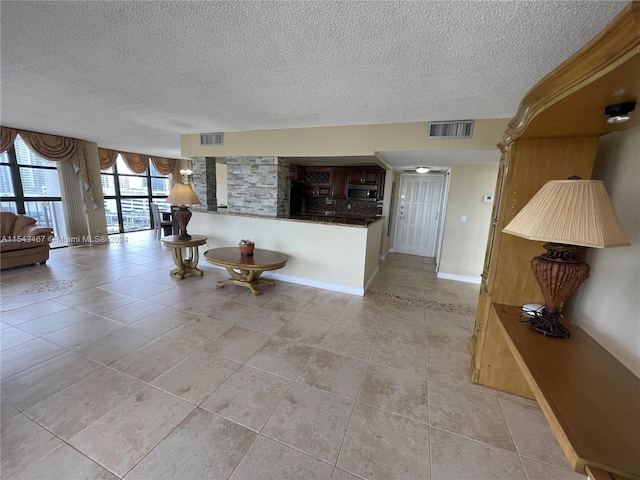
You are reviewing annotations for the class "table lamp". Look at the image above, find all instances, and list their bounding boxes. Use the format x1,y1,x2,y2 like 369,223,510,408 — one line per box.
166,183,201,240
502,178,629,338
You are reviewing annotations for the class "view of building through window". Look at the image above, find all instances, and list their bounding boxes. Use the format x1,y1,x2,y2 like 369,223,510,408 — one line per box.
1,138,172,242
101,155,171,234
0,136,68,247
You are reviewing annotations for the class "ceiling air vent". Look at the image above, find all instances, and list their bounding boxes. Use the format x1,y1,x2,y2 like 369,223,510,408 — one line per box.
428,120,474,139
200,132,223,146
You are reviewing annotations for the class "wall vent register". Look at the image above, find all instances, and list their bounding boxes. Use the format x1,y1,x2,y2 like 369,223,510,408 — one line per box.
200,132,224,145
428,120,474,139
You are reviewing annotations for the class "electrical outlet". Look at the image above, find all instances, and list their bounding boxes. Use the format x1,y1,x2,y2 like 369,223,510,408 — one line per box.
461,215,467,223
347,204,352,210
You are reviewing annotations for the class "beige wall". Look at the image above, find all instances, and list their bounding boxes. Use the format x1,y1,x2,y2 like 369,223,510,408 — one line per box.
181,120,508,158
189,211,382,294
566,126,640,376
365,218,384,285
438,164,499,281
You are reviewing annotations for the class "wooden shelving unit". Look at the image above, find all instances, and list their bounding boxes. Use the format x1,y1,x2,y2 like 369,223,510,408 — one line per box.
468,3,640,478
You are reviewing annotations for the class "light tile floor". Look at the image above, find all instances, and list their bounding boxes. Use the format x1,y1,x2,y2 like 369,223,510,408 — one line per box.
0,232,586,480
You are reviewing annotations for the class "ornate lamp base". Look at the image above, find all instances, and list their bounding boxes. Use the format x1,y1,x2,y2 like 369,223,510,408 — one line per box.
529,243,591,338
173,206,193,240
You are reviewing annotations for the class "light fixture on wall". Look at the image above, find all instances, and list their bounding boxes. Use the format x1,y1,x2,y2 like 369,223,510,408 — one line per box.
605,101,636,124
502,177,629,338
415,167,430,174
166,183,201,240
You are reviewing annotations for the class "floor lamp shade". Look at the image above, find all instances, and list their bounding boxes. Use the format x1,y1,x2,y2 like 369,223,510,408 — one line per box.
166,183,201,240
502,179,629,338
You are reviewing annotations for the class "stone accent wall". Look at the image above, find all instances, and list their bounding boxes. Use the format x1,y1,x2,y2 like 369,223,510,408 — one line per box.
191,157,217,211
227,157,289,217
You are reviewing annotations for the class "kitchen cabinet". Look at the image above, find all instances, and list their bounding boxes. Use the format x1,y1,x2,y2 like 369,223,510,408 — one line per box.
349,168,380,185
302,167,332,197
331,169,348,198
291,165,385,198
377,170,386,200
289,166,304,182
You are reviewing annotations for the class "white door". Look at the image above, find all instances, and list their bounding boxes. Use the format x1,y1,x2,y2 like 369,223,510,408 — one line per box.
395,175,443,257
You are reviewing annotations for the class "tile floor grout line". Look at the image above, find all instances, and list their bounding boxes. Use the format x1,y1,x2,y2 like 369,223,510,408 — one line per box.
427,424,526,456
117,402,199,479
5,236,574,479
494,390,528,474
12,410,124,479
333,347,370,475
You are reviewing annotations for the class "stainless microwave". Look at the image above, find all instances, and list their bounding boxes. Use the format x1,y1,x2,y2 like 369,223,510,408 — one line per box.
347,185,378,200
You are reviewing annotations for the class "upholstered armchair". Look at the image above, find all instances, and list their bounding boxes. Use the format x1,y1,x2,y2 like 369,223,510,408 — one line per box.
0,212,53,269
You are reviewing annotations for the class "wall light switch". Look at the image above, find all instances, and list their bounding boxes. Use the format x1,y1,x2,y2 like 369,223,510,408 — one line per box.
483,194,494,203
461,215,467,223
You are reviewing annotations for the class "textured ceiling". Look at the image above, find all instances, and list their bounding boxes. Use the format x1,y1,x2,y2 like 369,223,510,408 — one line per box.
0,1,628,166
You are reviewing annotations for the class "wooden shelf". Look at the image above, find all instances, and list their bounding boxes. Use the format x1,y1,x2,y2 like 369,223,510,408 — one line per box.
492,304,640,479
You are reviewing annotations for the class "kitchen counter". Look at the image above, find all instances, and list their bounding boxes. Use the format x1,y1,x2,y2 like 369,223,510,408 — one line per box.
192,208,382,228
189,210,385,295
290,213,379,226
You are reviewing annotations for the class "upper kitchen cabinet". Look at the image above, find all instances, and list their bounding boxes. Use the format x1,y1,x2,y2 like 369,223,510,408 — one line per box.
377,170,386,200
289,166,304,182
302,167,332,197
331,169,348,198
349,168,381,185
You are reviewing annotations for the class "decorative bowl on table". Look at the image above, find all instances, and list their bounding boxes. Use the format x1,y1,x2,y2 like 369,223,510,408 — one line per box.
239,239,255,257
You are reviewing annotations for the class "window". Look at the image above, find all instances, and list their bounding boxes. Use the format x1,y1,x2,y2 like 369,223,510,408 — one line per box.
0,136,68,247
101,155,171,234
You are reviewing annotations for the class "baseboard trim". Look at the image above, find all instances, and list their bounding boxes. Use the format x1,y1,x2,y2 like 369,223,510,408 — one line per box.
437,272,481,284
269,272,365,296
364,265,379,292
206,264,365,296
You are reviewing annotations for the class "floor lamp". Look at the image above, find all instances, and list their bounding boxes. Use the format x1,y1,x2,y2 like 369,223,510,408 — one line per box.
502,178,629,338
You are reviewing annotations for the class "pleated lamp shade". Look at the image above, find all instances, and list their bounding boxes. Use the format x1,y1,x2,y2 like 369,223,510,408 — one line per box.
502,179,630,248
166,183,201,206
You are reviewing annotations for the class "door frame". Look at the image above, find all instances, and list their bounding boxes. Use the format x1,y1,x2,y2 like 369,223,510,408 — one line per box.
393,172,448,258
434,170,451,270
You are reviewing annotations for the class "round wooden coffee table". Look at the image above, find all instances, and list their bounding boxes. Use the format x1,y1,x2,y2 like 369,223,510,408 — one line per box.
161,234,208,279
204,247,288,295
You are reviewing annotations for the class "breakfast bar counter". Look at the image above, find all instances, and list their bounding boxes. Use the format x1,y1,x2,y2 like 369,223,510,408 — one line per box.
188,210,384,296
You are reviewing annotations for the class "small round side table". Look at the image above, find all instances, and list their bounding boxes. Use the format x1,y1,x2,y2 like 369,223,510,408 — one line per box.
161,234,208,280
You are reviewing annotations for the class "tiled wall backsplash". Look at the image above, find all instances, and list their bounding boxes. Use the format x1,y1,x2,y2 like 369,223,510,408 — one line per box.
303,197,379,217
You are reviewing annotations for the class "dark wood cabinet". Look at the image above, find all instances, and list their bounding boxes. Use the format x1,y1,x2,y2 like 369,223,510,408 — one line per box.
302,167,332,197
331,170,348,198
349,168,379,185
289,166,304,182
377,170,386,200
291,165,385,198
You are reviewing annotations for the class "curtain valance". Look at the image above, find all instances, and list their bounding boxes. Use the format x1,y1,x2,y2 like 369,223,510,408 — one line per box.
1,126,98,209
98,148,118,171
98,148,182,183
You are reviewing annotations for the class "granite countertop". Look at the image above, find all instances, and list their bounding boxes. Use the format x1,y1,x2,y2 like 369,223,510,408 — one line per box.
192,209,383,227
290,213,379,225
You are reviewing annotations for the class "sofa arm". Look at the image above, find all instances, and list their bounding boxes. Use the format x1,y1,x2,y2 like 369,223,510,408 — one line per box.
14,224,54,243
